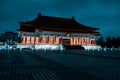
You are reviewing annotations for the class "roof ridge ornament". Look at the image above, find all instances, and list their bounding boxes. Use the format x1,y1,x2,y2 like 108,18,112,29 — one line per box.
71,16,75,20
38,13,42,16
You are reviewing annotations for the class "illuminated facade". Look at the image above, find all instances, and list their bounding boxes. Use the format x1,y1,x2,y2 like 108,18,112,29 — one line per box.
17,13,100,49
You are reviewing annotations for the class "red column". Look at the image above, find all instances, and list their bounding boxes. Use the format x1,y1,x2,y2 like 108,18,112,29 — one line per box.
75,38,76,45
70,38,72,45
74,38,76,45
21,37,23,44
89,39,91,45
39,37,42,44
35,37,39,44
21,37,22,44
44,37,46,44
78,38,81,45
52,37,54,44
91,40,92,44
30,37,32,44
30,37,31,44
85,38,87,45
80,38,82,45
46,37,49,44
74,38,77,45
59,38,62,44
81,38,82,45
83,38,85,44
78,38,80,45
25,37,27,44
72,38,73,45
88,39,90,45
77,38,79,45
31,37,34,44
22,37,25,44
93,40,96,44
86,39,89,45
54,37,56,44
76,38,78,45
81,38,83,44
26,37,30,44
73,38,74,45
84,38,86,45
26,37,28,44
48,37,49,44
75,38,77,45
91,40,95,44
34,37,36,44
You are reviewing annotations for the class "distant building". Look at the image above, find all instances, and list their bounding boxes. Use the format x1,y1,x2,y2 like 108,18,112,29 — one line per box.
0,31,20,45
17,13,101,50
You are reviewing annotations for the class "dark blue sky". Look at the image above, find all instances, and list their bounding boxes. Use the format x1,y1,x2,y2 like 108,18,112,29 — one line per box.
0,0,120,37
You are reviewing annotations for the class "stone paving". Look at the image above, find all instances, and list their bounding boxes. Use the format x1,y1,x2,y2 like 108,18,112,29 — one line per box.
0,64,60,80
36,50,120,80
0,50,60,80
0,50,115,80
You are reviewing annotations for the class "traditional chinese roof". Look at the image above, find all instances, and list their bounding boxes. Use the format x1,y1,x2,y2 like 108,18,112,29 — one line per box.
17,13,100,36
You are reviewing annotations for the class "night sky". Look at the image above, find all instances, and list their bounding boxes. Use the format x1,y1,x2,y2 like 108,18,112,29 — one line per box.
0,0,120,37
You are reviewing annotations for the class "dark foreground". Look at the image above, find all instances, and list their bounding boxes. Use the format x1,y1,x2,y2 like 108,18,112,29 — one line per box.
0,50,120,80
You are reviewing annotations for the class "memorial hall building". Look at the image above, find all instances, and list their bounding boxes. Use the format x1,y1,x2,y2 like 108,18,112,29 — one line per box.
17,13,100,50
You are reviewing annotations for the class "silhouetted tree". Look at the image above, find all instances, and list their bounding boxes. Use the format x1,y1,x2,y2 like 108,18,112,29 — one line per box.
97,36,120,49
106,36,112,48
97,36,105,48
111,37,115,48
113,37,120,48
16,37,21,43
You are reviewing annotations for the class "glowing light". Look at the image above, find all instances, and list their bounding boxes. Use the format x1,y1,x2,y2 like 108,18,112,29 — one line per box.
17,44,64,50
10,46,13,49
60,45,65,50
82,45,101,50
35,44,62,50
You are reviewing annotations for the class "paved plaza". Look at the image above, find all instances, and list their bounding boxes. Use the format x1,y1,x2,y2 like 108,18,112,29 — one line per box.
0,50,120,80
